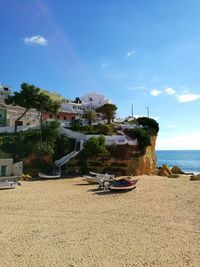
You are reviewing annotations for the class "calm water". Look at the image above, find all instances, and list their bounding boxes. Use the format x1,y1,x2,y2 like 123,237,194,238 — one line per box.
156,150,200,174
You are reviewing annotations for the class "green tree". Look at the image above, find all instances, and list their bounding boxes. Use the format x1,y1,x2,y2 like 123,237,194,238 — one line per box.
83,135,108,157
84,109,96,125
35,91,61,127
5,83,40,133
5,83,61,133
96,103,117,124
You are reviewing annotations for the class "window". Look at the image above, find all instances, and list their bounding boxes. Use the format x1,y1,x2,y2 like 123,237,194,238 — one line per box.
64,116,66,120
1,165,7,176
3,87,9,91
57,115,60,119
49,114,53,118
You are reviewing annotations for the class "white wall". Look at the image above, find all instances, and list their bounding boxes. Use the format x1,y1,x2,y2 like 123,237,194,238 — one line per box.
80,93,111,109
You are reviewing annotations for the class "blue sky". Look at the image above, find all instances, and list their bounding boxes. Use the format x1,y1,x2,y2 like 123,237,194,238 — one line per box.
1,0,200,150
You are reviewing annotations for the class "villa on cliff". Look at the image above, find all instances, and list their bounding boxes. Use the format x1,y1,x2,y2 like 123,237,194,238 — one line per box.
43,92,111,125
0,86,112,130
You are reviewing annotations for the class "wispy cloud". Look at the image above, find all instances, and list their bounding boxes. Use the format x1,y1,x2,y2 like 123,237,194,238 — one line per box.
177,94,200,103
165,87,176,95
126,50,137,57
150,89,161,96
128,86,146,91
23,35,47,45
101,63,107,68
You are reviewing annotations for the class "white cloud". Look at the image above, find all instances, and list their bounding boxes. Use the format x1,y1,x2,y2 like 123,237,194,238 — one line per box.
128,86,146,91
157,131,200,150
177,94,200,103
150,89,161,96
169,124,178,128
126,50,137,57
23,35,47,45
165,87,176,95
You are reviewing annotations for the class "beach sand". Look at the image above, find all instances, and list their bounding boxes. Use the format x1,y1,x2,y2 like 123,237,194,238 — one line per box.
0,175,199,267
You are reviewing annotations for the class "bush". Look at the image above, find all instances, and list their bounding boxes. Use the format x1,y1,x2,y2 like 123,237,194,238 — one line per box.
98,124,113,135
137,117,159,135
82,135,108,157
124,128,151,152
34,142,55,156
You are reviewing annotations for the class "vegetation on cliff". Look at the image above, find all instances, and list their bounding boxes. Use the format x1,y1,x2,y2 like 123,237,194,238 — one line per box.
124,117,159,153
0,121,73,173
137,117,159,135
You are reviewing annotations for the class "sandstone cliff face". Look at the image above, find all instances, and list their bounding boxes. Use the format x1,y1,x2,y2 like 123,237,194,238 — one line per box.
67,136,158,176
137,136,157,175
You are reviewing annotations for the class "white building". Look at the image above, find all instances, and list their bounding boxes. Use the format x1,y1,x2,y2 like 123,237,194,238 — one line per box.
80,93,111,109
61,93,111,117
0,159,23,177
0,84,12,102
61,101,84,118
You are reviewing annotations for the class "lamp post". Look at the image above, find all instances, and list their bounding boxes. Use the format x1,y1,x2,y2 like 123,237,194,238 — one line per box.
131,103,133,118
145,106,150,118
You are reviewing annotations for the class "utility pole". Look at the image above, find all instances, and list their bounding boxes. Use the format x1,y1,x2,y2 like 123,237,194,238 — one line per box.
131,103,133,118
145,106,150,118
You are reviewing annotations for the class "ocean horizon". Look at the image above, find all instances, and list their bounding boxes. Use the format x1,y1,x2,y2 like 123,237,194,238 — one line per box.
156,150,200,174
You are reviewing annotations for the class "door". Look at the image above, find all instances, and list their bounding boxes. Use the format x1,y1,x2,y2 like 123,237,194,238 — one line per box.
1,165,7,176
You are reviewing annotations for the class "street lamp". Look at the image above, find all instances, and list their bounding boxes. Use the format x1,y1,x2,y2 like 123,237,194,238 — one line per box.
145,106,150,118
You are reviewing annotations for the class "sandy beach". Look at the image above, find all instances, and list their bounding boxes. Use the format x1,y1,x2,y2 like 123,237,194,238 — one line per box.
0,175,199,267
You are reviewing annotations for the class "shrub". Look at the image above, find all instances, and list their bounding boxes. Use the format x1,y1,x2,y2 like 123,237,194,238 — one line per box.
34,142,55,156
98,124,113,135
137,117,159,135
82,135,108,158
124,128,151,152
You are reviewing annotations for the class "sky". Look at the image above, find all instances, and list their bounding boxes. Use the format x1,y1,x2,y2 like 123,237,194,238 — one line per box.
0,0,200,150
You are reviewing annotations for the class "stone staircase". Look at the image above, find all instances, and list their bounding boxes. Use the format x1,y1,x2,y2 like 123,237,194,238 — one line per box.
54,139,84,168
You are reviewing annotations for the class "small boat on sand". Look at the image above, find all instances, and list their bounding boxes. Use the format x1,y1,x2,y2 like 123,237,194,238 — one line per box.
0,180,19,190
109,179,138,191
99,177,138,192
83,171,114,184
38,172,61,179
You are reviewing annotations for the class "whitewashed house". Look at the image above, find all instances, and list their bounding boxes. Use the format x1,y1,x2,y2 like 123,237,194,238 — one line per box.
0,159,23,177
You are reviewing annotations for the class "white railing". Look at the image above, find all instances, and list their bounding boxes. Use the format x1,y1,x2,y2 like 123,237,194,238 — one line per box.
60,127,86,141
60,127,137,146
54,150,81,167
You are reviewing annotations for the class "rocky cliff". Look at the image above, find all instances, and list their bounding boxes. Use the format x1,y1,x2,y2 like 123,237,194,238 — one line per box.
66,136,158,176
137,136,157,175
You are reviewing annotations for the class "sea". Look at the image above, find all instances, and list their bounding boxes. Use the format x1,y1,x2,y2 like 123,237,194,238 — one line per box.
156,150,200,174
